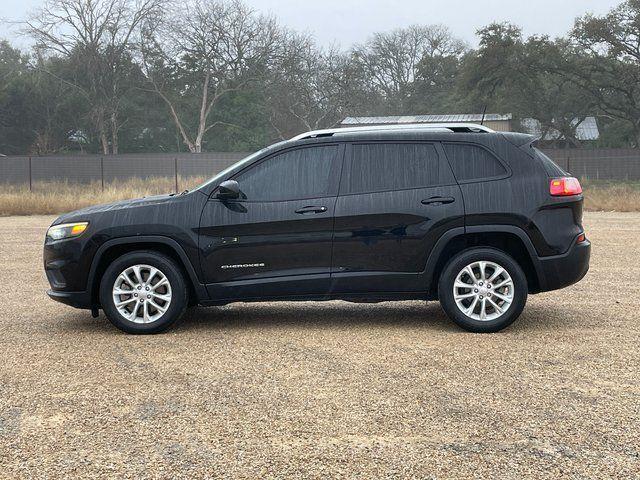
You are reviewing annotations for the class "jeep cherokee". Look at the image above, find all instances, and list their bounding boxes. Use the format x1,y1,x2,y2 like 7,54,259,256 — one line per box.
44,124,590,334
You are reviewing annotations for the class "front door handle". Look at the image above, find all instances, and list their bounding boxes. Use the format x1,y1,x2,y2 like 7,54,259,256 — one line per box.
421,196,455,206
295,206,328,214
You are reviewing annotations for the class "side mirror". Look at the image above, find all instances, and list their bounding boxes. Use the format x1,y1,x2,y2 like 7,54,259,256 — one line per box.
217,180,240,199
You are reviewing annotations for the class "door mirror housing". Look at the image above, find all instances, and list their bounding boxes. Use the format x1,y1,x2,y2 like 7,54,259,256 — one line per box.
217,180,240,199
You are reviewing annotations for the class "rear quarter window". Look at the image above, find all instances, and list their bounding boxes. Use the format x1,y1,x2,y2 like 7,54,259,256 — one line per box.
443,143,507,182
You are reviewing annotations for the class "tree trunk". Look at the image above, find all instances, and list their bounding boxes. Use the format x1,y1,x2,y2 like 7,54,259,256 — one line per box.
194,74,210,154
96,112,109,154
110,112,119,155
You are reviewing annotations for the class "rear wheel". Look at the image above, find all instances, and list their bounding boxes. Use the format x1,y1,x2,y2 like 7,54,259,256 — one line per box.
438,248,528,333
99,251,188,334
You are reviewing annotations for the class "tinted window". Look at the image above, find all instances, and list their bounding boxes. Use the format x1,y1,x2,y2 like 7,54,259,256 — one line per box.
235,145,339,201
444,144,507,181
345,143,453,194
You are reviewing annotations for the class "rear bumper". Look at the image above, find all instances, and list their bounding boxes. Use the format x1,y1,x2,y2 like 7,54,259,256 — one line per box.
47,289,92,309
537,239,590,292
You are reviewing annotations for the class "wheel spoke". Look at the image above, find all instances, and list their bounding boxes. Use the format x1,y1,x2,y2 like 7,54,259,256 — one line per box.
465,266,476,282
152,293,171,302
479,298,487,320
492,278,511,289
147,267,159,284
115,297,136,308
113,288,134,296
129,301,140,320
492,291,512,302
152,278,169,290
454,281,474,290
487,267,504,283
132,266,144,286
455,292,476,300
487,297,503,314
149,299,167,313
479,261,487,281
143,302,150,323
465,296,479,316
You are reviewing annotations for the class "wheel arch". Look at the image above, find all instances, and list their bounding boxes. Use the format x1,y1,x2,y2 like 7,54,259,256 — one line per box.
88,236,208,307
425,226,545,296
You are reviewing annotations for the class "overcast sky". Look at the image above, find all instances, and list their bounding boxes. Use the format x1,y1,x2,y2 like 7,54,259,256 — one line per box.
0,0,622,48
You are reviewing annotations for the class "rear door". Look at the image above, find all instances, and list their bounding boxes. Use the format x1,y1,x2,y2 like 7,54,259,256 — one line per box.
330,141,464,294
199,144,343,299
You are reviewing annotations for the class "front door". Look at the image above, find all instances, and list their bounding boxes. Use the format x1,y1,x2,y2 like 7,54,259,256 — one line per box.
330,141,464,294
199,143,343,300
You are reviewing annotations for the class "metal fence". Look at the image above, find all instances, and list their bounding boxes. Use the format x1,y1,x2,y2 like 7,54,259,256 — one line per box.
0,152,249,191
542,148,640,181
0,148,639,190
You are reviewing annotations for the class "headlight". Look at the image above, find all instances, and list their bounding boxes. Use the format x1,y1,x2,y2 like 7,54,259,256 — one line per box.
46,222,89,241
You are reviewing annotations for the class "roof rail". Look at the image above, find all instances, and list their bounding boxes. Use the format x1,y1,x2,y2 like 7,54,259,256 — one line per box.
291,123,495,141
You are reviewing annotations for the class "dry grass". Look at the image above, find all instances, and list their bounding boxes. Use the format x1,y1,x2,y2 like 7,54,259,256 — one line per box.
0,176,206,216
1,177,639,215
581,180,640,212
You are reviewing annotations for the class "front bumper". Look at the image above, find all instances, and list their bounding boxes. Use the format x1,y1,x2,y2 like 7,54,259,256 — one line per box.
537,239,591,292
47,289,92,309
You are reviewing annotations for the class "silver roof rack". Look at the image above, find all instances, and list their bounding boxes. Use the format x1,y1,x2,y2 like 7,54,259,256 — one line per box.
291,123,495,141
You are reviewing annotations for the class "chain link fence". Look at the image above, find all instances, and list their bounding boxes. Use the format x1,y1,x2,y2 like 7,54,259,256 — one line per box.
0,149,639,190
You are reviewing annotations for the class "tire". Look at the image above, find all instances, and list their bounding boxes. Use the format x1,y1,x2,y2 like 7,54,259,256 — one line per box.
99,250,188,334
438,248,528,333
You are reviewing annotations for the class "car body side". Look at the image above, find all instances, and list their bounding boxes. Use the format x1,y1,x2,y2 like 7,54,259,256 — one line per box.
44,131,590,311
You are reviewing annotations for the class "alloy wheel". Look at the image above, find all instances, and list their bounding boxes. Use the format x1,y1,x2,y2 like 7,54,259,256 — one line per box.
452,260,514,321
112,264,172,323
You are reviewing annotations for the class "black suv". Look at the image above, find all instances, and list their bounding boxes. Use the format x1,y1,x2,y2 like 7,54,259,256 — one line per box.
44,124,590,334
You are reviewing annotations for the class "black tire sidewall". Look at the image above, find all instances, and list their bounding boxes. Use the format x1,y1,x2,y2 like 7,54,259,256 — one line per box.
438,248,528,333
99,251,188,334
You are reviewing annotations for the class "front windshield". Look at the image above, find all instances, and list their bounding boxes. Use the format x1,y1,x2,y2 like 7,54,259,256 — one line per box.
195,140,288,192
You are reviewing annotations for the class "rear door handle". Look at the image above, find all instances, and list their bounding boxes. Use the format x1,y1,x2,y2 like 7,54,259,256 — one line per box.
421,196,455,205
295,206,328,214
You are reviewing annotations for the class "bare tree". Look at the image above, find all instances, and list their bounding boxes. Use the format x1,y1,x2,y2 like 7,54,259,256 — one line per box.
353,24,467,112
24,0,164,154
266,33,362,139
140,0,280,152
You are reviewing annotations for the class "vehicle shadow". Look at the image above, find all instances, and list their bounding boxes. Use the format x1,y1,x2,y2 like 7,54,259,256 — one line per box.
177,301,456,333
56,299,575,335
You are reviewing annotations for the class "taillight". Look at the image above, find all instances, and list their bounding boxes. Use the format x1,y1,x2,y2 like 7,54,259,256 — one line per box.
550,177,582,196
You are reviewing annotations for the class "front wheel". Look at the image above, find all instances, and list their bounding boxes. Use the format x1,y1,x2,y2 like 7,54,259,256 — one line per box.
438,248,528,333
99,251,188,334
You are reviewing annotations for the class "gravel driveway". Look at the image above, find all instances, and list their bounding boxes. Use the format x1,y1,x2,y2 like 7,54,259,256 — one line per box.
1,212,639,479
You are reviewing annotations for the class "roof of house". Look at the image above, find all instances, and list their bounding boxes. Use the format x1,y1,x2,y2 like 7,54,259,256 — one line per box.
341,114,513,125
520,117,600,141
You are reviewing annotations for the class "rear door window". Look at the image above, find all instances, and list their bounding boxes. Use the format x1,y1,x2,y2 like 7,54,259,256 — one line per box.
443,144,507,182
343,142,455,194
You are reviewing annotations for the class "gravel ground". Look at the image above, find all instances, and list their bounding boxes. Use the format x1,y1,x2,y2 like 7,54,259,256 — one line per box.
0,212,639,479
